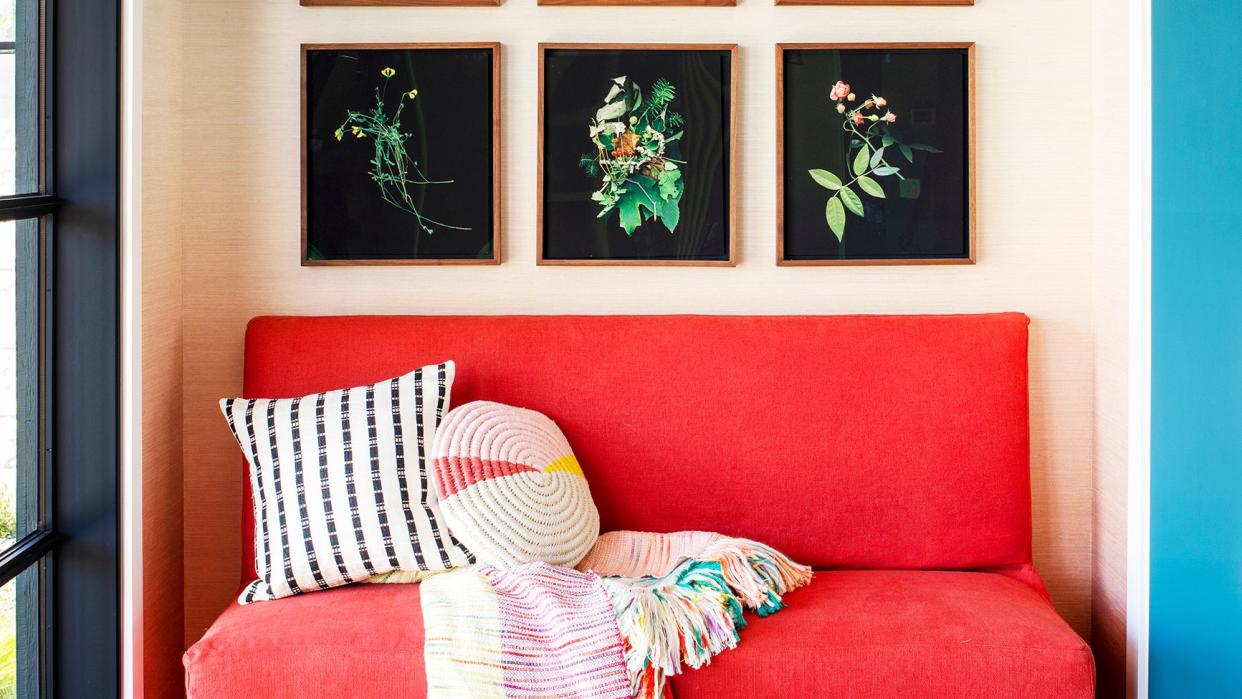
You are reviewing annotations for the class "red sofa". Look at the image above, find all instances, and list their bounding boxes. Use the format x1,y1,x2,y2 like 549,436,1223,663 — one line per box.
184,314,1095,698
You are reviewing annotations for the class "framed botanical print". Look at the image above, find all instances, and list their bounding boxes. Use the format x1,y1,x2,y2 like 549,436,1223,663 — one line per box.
775,0,970,5
538,44,737,266
540,0,733,6
777,43,975,265
302,0,500,6
302,43,501,265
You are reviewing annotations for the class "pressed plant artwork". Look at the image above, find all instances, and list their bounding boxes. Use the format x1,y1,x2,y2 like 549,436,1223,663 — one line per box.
333,66,470,235
809,79,941,243
581,77,686,236
303,45,498,264
540,45,735,264
779,45,973,264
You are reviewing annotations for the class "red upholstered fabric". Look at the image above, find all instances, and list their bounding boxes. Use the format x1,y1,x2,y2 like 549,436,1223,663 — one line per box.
237,314,1033,583
183,571,1092,698
184,585,428,697
671,571,1095,698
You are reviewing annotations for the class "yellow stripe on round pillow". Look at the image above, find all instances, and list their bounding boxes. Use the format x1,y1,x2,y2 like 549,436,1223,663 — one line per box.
430,400,600,568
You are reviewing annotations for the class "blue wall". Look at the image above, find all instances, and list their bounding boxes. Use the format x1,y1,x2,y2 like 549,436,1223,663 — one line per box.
1151,1,1242,695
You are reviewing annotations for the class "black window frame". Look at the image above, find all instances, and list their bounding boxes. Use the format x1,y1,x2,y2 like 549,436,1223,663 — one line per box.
0,0,121,696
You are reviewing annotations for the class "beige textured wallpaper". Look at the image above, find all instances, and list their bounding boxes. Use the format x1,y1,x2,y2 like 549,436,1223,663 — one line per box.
173,0,1104,652
140,0,186,694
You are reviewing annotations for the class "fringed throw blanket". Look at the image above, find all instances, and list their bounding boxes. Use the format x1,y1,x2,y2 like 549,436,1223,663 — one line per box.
420,531,812,699
421,562,632,698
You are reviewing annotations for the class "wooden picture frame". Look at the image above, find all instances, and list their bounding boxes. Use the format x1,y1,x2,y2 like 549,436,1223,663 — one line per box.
540,0,733,6
301,43,502,266
776,42,975,266
776,0,971,6
538,43,738,267
302,0,500,6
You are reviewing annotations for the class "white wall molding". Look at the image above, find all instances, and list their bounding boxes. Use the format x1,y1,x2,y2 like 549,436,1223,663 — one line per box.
121,0,145,695
1126,0,1152,696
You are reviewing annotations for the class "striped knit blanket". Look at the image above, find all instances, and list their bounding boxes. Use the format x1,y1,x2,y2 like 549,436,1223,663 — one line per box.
420,532,812,699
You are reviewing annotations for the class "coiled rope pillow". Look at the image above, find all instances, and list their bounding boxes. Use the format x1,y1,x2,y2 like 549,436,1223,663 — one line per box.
430,401,600,568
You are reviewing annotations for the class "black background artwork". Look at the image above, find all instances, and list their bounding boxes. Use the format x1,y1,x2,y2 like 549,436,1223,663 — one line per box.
542,48,732,262
781,48,971,262
305,47,495,262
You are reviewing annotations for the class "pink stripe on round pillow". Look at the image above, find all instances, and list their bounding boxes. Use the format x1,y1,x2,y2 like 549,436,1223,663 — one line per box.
431,400,600,568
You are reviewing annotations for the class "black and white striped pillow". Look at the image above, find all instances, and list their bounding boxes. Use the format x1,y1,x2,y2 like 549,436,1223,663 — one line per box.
220,361,473,603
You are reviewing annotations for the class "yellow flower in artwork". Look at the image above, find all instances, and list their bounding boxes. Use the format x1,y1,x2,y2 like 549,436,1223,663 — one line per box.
407,89,418,100
350,126,365,138
334,127,344,141
381,67,396,78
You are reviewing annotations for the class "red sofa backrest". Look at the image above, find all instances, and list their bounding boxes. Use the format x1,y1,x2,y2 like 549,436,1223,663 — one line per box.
239,314,1032,581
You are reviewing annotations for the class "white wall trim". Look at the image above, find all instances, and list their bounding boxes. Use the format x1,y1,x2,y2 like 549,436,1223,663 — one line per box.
120,0,144,695
1127,0,1152,695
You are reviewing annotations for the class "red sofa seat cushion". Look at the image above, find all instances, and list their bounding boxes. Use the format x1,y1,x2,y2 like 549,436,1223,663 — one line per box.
673,570,1094,698
183,571,1091,698
184,585,429,698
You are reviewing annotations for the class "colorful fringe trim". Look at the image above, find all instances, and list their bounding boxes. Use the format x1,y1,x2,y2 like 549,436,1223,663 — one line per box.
582,532,813,698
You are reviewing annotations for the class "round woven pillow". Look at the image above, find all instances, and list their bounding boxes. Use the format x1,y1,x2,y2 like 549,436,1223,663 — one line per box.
430,400,600,568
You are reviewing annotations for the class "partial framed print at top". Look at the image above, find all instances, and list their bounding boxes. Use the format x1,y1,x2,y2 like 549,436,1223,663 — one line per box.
539,44,737,266
776,0,970,5
302,43,500,265
778,43,975,265
302,0,500,7
540,0,733,7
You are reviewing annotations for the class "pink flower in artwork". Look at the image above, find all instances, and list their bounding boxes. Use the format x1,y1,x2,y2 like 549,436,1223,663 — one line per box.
853,114,865,125
883,111,897,124
836,103,847,114
875,96,888,108
829,80,851,101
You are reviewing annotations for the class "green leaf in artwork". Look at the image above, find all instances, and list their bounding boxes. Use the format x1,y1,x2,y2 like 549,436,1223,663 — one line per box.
857,175,886,199
873,166,901,177
840,186,865,217
657,168,683,200
578,153,599,176
870,147,886,169
659,189,681,233
900,143,914,162
910,143,943,153
616,188,645,236
826,196,846,242
882,134,895,147
853,146,871,177
655,171,684,233
808,169,842,190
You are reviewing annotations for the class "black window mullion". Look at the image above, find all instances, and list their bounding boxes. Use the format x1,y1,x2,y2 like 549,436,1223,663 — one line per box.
0,0,121,694
0,196,57,222
47,0,120,695
0,531,56,587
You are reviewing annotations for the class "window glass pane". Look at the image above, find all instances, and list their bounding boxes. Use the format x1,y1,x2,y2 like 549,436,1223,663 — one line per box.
0,0,38,195
0,221,36,549
0,225,16,548
0,573,15,698
0,564,38,699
